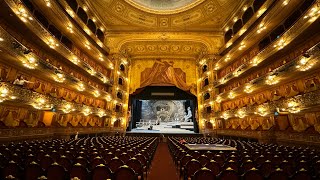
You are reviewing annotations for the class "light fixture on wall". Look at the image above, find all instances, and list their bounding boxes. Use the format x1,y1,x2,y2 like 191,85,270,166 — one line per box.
273,38,286,50
216,96,222,103
47,37,59,49
296,56,315,71
236,109,246,118
77,82,85,91
62,103,75,113
244,84,253,93
22,56,38,69
32,97,52,110
82,107,92,116
93,90,100,97
266,74,279,85
304,6,320,22
53,73,65,83
15,5,33,23
228,91,235,99
287,100,301,113
98,110,106,117
0,85,16,103
106,94,112,101
221,112,229,120
255,106,269,116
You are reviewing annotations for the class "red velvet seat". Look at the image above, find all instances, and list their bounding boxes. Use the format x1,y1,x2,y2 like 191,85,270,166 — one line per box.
193,167,215,180
114,165,137,180
92,164,112,180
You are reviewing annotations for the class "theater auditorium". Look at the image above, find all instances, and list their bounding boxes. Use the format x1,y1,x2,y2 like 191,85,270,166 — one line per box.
0,0,319,179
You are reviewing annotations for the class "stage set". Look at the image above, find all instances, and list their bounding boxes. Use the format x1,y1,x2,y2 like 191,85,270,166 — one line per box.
127,86,199,134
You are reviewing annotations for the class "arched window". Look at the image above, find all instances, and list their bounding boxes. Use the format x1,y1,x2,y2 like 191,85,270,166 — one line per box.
258,36,271,51
87,19,96,33
117,92,123,99
48,25,62,40
77,7,88,23
253,0,265,12
120,64,125,72
61,36,73,49
202,65,208,73
66,0,78,11
233,19,243,34
96,29,104,42
22,0,34,12
115,105,121,112
225,29,233,43
206,106,212,113
284,10,301,29
242,7,254,25
204,93,210,100
33,10,49,28
118,78,123,85
203,78,209,87
114,119,121,127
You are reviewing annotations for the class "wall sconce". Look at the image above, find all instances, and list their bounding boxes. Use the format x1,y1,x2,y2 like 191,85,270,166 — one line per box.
250,57,260,66
22,57,38,69
54,73,65,83
66,8,75,18
44,0,51,7
47,38,59,49
199,59,206,65
304,7,320,22
15,5,33,22
255,106,269,116
98,54,104,61
233,70,241,77
226,41,233,48
98,110,106,117
109,63,114,69
85,42,91,49
257,23,266,34
273,38,286,50
89,69,96,76
287,101,301,113
256,8,266,17
93,90,100,97
71,56,80,65
103,77,109,83
296,56,315,71
77,82,85,91
224,55,231,62
82,107,92,116
228,91,235,99
106,94,112,101
84,28,91,35
214,64,220,70
238,42,246,50
244,84,253,93
216,96,222,103
239,28,246,35
221,112,229,120
0,86,16,103
97,41,103,47
67,24,73,33
266,74,279,85
62,103,75,113
236,109,246,118
32,98,52,110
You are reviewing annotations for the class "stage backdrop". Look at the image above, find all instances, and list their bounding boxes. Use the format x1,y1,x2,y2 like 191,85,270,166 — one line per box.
141,100,187,122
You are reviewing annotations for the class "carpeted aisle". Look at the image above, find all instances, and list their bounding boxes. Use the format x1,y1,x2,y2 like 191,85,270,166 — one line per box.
148,142,179,180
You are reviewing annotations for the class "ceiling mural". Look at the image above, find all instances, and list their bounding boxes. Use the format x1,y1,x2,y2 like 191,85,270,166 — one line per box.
125,0,204,14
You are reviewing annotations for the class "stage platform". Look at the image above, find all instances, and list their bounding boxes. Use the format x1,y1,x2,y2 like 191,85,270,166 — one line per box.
130,121,195,134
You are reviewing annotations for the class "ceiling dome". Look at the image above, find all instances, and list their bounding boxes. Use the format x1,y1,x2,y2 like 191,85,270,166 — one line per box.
125,0,205,14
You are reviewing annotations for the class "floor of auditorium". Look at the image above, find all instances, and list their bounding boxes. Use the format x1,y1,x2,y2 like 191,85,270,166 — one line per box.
148,142,179,180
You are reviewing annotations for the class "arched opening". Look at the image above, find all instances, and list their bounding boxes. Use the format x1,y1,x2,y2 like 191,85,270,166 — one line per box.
204,93,210,100
225,29,233,42
66,0,78,11
117,92,123,100
77,7,88,23
96,29,105,42
118,77,123,85
87,19,96,33
128,86,199,133
202,65,208,73
120,64,125,72
203,78,209,87
233,19,243,34
242,7,254,25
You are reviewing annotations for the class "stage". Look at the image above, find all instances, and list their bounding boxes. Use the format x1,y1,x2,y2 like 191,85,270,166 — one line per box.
129,121,195,134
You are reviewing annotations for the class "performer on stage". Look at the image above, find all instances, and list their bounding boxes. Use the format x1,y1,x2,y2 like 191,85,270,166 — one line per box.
184,107,192,122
